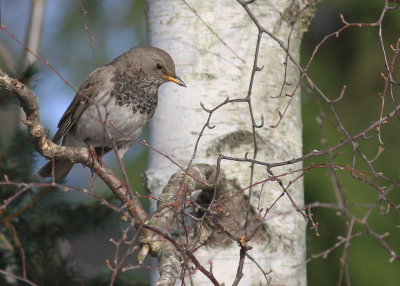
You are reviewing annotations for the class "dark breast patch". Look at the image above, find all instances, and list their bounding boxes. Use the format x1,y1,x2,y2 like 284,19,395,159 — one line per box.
111,70,158,116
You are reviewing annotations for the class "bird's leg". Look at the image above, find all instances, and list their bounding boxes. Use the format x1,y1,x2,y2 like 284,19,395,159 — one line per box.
85,140,102,177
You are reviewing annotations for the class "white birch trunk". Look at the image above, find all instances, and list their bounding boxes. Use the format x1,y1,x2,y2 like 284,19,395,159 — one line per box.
146,1,310,285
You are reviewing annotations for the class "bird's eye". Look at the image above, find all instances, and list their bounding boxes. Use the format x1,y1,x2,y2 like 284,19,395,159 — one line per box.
156,63,163,70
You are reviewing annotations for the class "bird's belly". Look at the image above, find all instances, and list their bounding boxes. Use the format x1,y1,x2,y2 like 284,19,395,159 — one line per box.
65,99,150,149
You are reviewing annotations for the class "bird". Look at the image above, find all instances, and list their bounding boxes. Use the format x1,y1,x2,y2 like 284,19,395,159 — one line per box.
38,46,186,180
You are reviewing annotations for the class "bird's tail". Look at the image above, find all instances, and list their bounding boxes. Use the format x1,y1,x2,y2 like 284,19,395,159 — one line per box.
38,160,74,181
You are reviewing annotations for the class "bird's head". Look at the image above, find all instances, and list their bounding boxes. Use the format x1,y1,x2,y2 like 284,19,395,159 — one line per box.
127,46,186,88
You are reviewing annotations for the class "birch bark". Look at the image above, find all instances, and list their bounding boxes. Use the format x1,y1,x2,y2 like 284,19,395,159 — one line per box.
146,1,312,285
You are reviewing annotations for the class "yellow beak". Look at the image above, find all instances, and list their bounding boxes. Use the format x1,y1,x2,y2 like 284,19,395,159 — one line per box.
163,74,186,87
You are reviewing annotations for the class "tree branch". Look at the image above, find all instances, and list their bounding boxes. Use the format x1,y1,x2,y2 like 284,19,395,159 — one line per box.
139,164,220,286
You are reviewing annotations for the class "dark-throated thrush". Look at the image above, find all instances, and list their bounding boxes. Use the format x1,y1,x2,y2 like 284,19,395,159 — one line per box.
38,46,185,180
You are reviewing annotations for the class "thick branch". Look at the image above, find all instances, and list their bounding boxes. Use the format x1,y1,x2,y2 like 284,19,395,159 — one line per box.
139,165,219,286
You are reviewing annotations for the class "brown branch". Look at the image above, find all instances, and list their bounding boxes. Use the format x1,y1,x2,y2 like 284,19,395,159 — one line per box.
138,164,221,286
77,0,96,50
232,245,247,286
2,218,27,280
1,180,124,215
0,269,37,286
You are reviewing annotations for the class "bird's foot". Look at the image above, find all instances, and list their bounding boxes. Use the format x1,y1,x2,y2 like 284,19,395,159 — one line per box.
85,140,102,177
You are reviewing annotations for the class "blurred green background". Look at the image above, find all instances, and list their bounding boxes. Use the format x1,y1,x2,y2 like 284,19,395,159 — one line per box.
302,0,400,285
0,0,399,285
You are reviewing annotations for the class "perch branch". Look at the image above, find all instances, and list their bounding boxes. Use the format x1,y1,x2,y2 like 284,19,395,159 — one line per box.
139,164,220,286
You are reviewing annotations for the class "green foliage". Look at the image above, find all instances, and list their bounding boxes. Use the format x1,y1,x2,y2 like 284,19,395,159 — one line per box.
85,271,149,286
302,0,400,285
